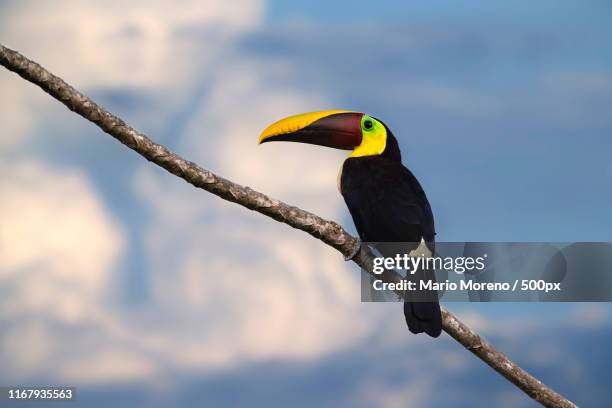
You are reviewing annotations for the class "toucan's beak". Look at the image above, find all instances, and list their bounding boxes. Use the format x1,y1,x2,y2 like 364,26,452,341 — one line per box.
258,110,363,150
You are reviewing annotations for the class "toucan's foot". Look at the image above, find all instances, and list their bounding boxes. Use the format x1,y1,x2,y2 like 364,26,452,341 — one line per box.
344,239,362,261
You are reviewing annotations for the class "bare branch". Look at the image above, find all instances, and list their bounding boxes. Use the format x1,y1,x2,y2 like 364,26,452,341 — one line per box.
0,44,577,408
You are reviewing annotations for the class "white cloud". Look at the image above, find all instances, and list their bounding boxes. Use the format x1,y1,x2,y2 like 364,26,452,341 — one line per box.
358,376,433,408
0,160,126,381
0,160,125,322
0,0,263,88
2,0,379,382
569,304,609,329
0,75,35,150
0,0,265,150
61,348,158,385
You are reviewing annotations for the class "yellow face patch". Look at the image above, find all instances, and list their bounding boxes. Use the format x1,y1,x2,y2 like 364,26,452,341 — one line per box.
348,115,387,158
259,110,353,143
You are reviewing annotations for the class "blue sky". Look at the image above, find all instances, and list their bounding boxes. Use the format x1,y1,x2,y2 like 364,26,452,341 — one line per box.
1,1,611,407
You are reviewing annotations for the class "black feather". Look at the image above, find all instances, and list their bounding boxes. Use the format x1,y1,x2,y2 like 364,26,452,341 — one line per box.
340,131,442,338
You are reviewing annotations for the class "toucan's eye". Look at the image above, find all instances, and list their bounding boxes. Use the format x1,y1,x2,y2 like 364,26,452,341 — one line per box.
361,115,376,132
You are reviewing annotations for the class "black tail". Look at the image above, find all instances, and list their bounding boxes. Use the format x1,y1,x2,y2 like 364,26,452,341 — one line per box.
404,301,442,337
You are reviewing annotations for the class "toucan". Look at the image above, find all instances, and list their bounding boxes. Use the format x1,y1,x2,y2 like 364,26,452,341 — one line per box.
259,110,442,338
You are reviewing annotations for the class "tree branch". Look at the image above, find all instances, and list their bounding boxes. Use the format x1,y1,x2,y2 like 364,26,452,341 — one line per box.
0,44,577,408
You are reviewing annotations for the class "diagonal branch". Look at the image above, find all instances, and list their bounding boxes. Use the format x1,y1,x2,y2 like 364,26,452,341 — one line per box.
0,44,577,408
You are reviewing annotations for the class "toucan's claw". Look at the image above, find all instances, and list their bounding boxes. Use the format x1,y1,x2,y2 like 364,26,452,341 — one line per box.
344,239,362,261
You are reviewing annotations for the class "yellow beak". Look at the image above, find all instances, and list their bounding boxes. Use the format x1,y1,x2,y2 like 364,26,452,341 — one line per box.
258,110,363,150
259,110,352,143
